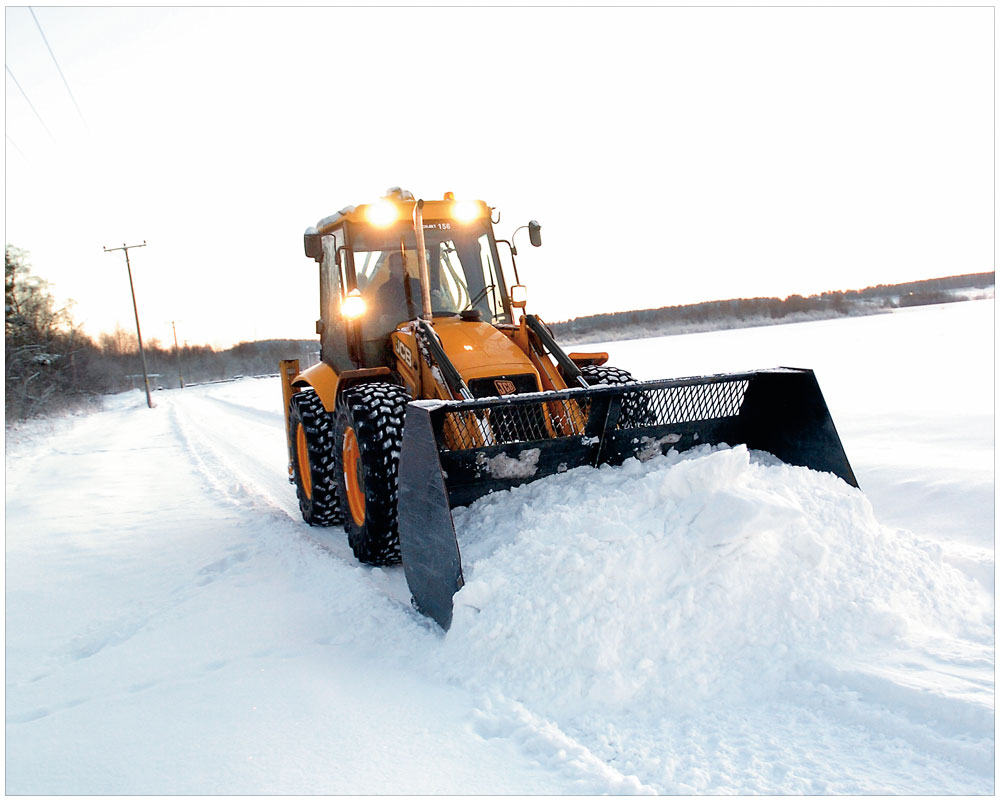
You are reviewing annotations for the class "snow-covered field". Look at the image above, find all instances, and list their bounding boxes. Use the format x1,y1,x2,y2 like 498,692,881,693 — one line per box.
5,300,994,794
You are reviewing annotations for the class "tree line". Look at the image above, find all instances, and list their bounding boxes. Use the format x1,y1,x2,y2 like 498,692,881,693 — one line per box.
548,272,995,344
5,246,317,423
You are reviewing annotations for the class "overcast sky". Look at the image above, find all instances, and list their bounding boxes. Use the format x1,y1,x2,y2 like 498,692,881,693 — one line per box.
5,6,993,349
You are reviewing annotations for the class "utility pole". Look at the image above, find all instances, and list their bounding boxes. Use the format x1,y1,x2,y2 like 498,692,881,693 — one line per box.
103,241,153,409
171,320,185,388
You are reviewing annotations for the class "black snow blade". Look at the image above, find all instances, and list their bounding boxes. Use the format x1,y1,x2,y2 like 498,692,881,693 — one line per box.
397,367,857,629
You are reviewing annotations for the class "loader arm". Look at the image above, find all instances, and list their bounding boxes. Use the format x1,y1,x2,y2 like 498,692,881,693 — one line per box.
523,314,588,388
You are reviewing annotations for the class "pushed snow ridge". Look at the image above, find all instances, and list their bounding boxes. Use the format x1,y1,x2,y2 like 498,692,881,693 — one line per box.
444,445,992,722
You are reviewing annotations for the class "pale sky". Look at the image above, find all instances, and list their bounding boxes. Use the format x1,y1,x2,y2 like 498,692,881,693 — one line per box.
5,6,993,350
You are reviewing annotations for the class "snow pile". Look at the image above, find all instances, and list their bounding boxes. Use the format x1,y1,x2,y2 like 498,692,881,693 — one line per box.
443,445,991,719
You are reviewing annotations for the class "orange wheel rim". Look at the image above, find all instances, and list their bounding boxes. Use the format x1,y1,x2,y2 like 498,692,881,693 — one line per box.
343,427,366,526
296,423,312,499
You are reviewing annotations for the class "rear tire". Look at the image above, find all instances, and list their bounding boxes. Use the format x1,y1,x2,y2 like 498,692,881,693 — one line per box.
289,389,342,526
580,364,654,428
334,382,409,566
580,364,636,386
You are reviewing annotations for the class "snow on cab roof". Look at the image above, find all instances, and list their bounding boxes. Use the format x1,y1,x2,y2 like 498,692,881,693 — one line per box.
315,205,358,230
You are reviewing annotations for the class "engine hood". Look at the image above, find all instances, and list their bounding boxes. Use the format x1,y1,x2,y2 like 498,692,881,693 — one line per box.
431,317,536,384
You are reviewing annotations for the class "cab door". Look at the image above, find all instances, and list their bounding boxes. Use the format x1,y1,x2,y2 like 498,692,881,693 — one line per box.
319,229,353,373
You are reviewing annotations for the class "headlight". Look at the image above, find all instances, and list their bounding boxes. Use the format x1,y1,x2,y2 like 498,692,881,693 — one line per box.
366,199,398,227
451,199,482,223
341,289,367,319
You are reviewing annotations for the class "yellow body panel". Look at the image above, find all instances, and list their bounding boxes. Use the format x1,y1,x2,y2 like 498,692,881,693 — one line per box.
279,359,301,480
431,317,536,384
292,361,340,412
568,351,609,368
389,329,423,398
391,317,543,404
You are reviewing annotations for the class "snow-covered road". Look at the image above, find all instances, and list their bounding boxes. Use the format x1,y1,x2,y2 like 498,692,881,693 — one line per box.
5,301,994,793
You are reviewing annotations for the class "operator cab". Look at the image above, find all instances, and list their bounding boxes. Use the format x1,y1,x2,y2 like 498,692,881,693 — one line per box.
350,204,513,367
350,215,511,330
307,191,516,371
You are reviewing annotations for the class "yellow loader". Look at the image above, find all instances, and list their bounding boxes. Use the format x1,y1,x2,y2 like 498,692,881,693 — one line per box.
281,188,856,628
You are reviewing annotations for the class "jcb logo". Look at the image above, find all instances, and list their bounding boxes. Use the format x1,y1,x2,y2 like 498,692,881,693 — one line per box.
393,337,414,369
494,379,517,395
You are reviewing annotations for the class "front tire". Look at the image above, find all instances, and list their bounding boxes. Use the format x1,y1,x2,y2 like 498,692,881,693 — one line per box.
334,382,409,566
289,389,342,526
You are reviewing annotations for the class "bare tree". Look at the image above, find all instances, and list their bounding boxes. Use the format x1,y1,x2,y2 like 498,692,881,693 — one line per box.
5,245,104,420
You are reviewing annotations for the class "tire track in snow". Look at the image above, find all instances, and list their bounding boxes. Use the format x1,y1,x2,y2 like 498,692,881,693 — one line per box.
162,385,660,790
157,385,430,643
165,385,415,607
471,693,656,794
165,389,299,518
200,392,285,427
5,397,293,725
164,389,354,566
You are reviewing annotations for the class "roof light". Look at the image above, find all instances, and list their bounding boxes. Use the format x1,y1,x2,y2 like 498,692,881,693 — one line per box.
452,199,482,223
366,199,398,227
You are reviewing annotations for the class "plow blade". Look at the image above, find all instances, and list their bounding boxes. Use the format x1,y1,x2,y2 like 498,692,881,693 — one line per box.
397,367,856,629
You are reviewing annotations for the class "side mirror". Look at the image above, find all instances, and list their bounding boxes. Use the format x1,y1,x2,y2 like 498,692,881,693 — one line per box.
303,227,322,261
528,220,542,247
511,284,527,309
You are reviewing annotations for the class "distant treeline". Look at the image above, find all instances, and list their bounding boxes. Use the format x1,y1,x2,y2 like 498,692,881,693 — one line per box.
549,272,995,345
5,242,994,423
5,245,318,423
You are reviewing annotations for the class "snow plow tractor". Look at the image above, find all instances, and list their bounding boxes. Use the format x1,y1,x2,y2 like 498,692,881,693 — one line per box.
280,188,857,629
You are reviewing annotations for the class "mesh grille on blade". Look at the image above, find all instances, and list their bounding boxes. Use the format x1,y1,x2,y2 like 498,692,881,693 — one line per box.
614,379,749,429
437,378,750,451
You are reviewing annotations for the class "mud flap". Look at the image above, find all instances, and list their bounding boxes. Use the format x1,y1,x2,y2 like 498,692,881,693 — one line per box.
396,367,856,629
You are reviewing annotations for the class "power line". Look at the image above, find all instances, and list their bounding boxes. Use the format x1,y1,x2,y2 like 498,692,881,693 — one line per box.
6,133,27,159
28,7,87,129
5,63,56,142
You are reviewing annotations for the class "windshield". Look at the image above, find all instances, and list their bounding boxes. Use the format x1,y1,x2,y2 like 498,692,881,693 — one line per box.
349,219,509,340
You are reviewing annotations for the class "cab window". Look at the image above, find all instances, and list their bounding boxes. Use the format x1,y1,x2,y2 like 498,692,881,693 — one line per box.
348,219,510,348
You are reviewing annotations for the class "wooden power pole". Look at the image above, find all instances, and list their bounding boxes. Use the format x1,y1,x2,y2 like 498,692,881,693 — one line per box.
171,320,185,388
103,241,153,409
